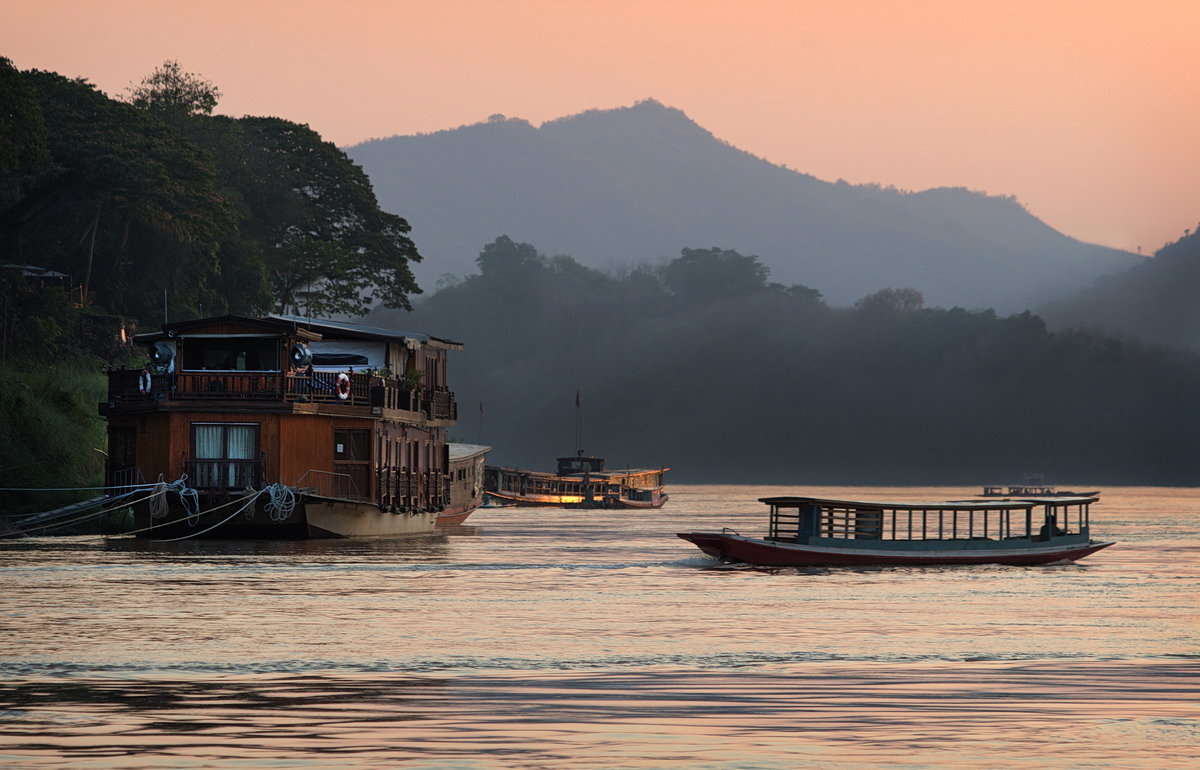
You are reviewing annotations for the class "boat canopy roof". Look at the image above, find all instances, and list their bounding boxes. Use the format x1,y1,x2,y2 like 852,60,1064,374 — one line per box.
270,314,463,349
759,495,1099,511
448,443,491,461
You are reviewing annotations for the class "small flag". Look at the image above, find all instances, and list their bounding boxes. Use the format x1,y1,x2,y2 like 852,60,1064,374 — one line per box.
575,388,580,409
479,400,484,413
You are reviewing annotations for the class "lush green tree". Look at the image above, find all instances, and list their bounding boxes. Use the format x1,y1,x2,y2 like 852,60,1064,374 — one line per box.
197,116,423,315
125,59,220,121
0,69,232,321
660,246,769,301
855,287,925,315
0,57,49,190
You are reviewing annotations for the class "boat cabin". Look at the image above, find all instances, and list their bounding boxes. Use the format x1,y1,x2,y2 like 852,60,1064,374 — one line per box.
556,455,606,475
761,495,1097,550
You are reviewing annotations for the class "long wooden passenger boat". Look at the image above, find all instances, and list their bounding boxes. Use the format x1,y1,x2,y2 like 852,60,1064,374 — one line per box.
678,495,1113,567
484,454,668,509
439,443,491,525
101,314,463,539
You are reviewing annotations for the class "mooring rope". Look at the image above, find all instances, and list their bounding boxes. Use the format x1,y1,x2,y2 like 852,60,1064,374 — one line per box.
148,475,199,522
263,482,298,522
7,481,299,541
151,488,268,542
15,488,164,536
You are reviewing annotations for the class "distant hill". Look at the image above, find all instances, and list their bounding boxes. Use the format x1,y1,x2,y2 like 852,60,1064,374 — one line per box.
1039,228,1200,351
347,99,1137,311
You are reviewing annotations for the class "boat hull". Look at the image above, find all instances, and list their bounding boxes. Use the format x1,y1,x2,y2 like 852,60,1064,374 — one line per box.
677,532,1115,567
436,498,482,525
133,493,439,539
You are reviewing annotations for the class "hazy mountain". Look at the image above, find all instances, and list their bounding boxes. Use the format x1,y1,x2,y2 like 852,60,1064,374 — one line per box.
347,99,1138,310
1039,228,1200,351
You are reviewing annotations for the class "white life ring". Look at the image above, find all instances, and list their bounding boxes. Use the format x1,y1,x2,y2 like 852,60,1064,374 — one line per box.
336,372,351,401
138,369,152,395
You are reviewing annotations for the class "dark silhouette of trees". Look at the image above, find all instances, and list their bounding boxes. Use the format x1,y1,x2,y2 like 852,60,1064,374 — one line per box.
125,59,220,121
661,247,770,301
374,237,1200,486
0,60,421,325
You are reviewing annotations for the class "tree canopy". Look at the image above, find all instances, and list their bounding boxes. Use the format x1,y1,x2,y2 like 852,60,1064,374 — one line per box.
0,60,422,332
370,235,1200,486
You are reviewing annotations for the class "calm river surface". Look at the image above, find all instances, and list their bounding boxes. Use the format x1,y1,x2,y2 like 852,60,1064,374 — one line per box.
1,485,1197,768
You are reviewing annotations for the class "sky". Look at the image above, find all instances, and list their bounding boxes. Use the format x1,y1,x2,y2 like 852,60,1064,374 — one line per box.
4,0,1196,255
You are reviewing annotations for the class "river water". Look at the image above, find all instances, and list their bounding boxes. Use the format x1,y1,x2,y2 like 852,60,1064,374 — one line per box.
1,485,1197,767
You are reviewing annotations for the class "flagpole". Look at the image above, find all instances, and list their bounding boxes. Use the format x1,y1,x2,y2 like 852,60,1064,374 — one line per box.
574,388,582,456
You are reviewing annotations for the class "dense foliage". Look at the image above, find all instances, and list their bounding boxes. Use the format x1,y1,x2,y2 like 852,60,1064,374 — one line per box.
374,236,1200,485
0,58,421,327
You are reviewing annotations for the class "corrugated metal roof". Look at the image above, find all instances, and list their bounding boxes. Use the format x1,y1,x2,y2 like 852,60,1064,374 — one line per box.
448,443,491,460
269,314,462,348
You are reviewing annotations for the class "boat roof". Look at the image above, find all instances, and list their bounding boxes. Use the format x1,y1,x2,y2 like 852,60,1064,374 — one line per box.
759,495,1098,511
269,314,463,349
448,443,491,461
133,313,463,349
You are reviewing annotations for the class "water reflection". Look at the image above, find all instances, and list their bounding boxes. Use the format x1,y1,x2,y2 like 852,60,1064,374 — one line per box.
1,486,1197,767
3,663,1198,767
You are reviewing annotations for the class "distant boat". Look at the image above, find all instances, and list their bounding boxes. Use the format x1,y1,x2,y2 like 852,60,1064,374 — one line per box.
484,454,668,509
981,485,1101,498
438,443,491,525
678,494,1113,567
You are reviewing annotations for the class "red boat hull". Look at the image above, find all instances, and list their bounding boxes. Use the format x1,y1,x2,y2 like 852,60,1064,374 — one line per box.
677,532,1115,567
436,499,481,526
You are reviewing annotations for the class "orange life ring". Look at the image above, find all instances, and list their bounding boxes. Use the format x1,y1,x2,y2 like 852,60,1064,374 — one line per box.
336,372,351,400
138,369,152,395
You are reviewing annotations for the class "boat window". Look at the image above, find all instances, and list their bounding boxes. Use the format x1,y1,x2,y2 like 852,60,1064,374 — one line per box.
334,430,370,461
181,337,280,372
190,423,259,488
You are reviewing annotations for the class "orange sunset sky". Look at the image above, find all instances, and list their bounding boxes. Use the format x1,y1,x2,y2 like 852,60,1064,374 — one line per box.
3,0,1196,256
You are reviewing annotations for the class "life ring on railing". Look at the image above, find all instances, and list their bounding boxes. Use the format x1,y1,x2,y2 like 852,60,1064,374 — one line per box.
138,369,152,395
336,372,351,401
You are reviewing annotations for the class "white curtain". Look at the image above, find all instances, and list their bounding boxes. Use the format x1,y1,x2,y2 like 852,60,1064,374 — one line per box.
226,425,256,459
193,424,257,487
195,425,224,459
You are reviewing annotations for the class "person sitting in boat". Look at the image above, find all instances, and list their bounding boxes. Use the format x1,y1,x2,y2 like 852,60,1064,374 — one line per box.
1037,516,1067,541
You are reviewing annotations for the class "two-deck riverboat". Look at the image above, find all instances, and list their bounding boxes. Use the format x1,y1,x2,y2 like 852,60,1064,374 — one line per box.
101,314,462,539
484,454,668,509
678,495,1113,567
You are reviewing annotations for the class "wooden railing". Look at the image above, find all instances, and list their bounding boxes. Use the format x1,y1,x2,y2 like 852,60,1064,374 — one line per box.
106,369,456,418
376,467,447,511
184,458,265,491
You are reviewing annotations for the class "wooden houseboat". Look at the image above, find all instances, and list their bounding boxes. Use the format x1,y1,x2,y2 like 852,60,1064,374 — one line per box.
440,443,490,525
678,495,1113,567
100,314,462,539
484,454,668,509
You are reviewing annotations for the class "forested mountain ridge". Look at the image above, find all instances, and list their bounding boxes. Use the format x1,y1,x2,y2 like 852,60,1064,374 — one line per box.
348,99,1138,311
1039,228,1200,352
370,238,1200,486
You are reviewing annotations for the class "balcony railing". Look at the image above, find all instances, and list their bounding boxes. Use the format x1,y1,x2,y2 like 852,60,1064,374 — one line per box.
107,369,456,418
376,467,447,511
184,458,265,491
